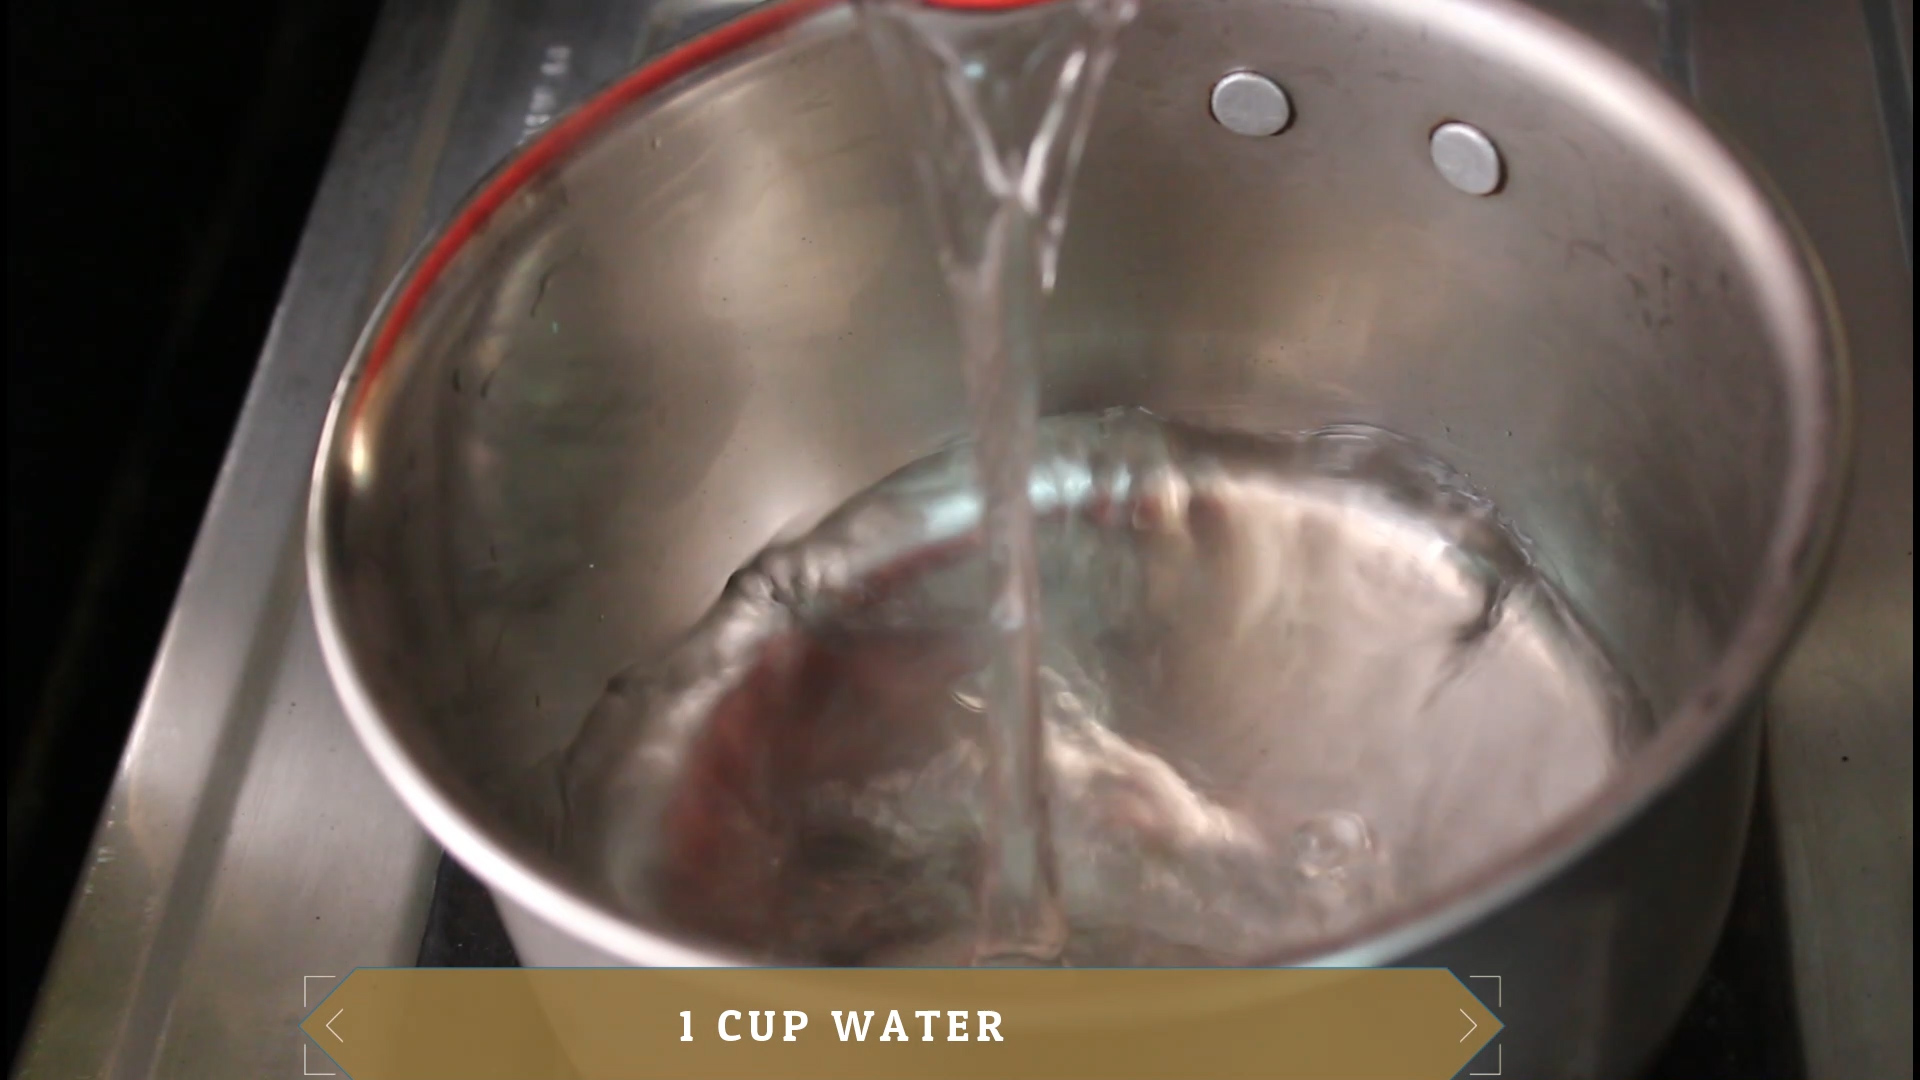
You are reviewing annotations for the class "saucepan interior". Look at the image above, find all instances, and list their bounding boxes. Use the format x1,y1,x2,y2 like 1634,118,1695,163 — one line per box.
308,0,1844,968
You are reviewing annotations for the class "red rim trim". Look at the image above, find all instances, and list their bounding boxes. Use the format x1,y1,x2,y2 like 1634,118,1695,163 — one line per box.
920,0,1063,8
352,0,835,419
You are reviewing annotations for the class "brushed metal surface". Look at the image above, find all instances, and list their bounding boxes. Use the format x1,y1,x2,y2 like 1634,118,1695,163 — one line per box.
13,1,1909,1079
1899,0,1914,102
1863,0,1913,264
1690,1,1915,1077
10,2,648,1077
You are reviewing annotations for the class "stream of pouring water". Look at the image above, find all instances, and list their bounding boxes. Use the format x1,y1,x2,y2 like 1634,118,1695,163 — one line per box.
854,0,1139,965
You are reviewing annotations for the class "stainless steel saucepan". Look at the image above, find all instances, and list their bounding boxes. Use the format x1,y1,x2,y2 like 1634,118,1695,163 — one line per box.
307,0,1847,1074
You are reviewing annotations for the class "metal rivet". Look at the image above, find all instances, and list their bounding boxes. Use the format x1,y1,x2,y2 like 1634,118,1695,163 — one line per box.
1210,72,1293,137
1429,121,1504,196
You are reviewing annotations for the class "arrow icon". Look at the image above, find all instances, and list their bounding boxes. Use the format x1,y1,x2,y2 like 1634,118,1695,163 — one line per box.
326,1009,345,1043
1458,1008,1478,1043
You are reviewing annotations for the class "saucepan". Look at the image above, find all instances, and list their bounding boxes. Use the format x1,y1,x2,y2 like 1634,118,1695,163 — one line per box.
306,0,1847,1074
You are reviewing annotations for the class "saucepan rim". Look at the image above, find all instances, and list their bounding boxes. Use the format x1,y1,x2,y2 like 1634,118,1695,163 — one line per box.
306,0,1851,969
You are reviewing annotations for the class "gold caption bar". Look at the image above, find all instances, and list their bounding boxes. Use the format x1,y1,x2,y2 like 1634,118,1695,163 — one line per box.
300,966,1500,1079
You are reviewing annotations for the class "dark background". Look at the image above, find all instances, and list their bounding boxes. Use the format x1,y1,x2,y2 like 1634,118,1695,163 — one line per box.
6,1,382,1069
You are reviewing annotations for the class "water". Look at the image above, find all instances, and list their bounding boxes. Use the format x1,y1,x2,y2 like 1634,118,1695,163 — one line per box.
557,412,1649,966
550,0,1647,967
853,0,1138,963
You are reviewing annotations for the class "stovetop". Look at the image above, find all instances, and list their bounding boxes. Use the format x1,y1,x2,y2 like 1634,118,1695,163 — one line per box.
14,1,1909,1078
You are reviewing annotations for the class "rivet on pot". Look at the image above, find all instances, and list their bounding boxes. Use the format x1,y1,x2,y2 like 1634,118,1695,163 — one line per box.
1430,121,1504,196
1210,72,1293,137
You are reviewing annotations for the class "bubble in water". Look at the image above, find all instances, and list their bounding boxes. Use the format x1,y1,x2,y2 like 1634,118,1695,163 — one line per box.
1291,811,1377,879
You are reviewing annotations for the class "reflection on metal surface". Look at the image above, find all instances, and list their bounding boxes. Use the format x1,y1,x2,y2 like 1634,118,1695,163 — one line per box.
1691,1,1915,1076
635,0,767,62
13,1,1911,1078
1654,0,1696,94
1862,0,1913,265
11,2,650,1077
